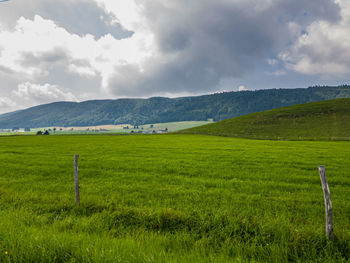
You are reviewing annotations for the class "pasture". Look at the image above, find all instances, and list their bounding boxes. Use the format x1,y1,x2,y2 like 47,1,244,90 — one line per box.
182,99,350,141
0,134,349,262
0,121,214,136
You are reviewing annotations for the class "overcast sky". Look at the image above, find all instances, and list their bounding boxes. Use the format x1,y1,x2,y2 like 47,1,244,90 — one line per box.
0,0,350,113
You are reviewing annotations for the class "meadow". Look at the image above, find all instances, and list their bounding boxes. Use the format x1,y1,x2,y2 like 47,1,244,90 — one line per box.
181,99,350,140
0,121,213,136
0,134,349,262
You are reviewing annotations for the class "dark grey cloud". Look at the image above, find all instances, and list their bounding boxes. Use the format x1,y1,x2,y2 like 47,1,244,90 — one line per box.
19,48,69,67
108,0,341,97
18,48,94,72
143,0,340,54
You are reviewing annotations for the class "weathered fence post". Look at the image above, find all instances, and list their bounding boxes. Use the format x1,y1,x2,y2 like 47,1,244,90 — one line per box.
318,165,333,240
74,154,80,205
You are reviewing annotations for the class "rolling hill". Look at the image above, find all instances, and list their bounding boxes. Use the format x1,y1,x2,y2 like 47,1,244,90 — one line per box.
1,85,350,128
180,98,350,140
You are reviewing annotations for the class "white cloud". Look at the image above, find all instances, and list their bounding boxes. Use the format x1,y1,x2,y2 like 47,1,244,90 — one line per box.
280,0,350,77
0,14,154,91
14,82,77,103
266,70,287,76
238,85,247,92
94,0,142,31
0,97,16,109
267,59,279,65
68,64,97,78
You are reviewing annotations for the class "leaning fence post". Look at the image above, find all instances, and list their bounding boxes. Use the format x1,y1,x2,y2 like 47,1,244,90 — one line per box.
74,154,80,205
318,165,333,240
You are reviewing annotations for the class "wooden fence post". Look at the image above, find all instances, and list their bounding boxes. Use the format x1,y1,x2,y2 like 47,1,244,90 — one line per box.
74,154,80,205
318,165,333,240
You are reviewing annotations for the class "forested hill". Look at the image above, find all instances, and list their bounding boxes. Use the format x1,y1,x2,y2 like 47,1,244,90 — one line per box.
0,85,350,128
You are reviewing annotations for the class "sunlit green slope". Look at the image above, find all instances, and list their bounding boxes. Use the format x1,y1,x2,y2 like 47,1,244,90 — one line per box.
181,98,350,140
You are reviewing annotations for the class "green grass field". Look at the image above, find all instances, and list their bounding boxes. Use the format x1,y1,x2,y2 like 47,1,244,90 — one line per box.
181,99,350,140
0,134,349,262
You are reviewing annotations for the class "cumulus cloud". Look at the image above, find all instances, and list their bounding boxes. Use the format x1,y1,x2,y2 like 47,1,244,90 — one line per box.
238,85,248,92
266,70,287,76
14,82,77,104
0,97,16,110
0,0,131,39
0,15,150,89
280,0,350,77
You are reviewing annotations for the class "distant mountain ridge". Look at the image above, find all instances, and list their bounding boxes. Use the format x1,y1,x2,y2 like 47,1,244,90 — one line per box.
0,85,350,128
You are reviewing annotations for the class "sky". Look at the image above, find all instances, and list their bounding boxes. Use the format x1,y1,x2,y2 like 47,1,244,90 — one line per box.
0,0,350,113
